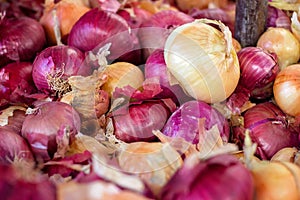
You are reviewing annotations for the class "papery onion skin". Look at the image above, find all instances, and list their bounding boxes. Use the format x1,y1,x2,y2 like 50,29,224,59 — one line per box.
273,64,300,116
162,100,230,144
0,16,46,66
232,102,299,160
0,127,34,164
257,27,300,70
32,45,91,96
112,100,172,143
267,6,291,30
160,154,254,200
0,62,37,107
39,0,90,45
68,8,139,62
0,106,26,134
139,10,194,59
21,101,81,161
164,19,240,103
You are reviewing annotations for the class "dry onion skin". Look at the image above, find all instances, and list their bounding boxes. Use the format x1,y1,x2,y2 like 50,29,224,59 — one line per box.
273,64,300,116
257,27,300,70
164,19,240,103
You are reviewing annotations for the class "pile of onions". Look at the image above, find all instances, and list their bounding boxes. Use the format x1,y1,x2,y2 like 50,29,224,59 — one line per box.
138,10,194,59
0,127,34,164
257,27,300,70
273,64,300,116
232,102,299,160
68,8,140,63
0,62,37,107
32,45,92,96
0,15,46,66
162,100,230,144
160,154,254,200
164,19,240,103
39,0,90,45
21,101,81,161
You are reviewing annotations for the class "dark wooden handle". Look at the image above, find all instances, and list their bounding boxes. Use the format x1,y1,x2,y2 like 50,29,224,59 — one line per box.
234,0,268,47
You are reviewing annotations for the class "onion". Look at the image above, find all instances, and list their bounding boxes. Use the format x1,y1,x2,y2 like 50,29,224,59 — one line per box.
0,162,56,200
89,0,121,13
0,15,46,66
273,64,300,116
164,19,240,103
144,49,193,105
112,100,174,142
267,5,291,29
138,10,194,60
68,8,140,62
0,127,34,164
257,27,300,70
32,45,92,97
232,102,299,160
39,0,90,45
118,142,182,196
117,7,153,29
160,154,254,200
162,100,230,144
0,105,26,134
291,11,300,42
21,101,81,161
0,62,37,107
169,0,228,12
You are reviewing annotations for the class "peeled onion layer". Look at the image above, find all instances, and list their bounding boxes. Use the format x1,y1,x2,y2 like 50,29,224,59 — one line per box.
164,19,240,103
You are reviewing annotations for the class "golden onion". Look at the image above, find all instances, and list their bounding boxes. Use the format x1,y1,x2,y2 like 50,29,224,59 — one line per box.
164,19,240,103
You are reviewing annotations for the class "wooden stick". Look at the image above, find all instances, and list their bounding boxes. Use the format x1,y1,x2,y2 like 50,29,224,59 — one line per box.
234,0,268,47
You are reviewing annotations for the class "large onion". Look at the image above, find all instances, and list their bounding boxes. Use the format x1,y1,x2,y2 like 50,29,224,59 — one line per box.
21,101,81,161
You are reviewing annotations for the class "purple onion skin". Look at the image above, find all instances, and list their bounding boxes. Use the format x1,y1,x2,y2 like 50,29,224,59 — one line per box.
0,62,37,107
21,101,81,161
0,16,46,67
0,127,34,164
32,45,91,95
145,49,193,105
68,8,140,63
138,10,194,60
162,100,230,144
0,107,26,134
0,164,56,200
112,100,172,143
267,5,291,30
232,102,299,160
160,154,254,200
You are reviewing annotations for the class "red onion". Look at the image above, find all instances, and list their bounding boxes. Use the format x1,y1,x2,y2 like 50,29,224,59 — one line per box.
160,154,254,200
162,100,230,144
89,0,121,13
232,102,299,160
267,5,291,30
112,100,174,142
32,45,92,96
0,163,56,200
21,101,81,161
0,62,37,107
138,10,194,59
0,127,34,164
0,106,26,134
189,8,234,33
117,7,152,29
145,49,193,105
0,15,46,66
68,8,140,63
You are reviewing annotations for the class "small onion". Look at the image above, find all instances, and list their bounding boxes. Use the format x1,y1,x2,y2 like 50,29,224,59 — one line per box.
160,154,254,200
162,100,230,144
0,15,46,66
21,101,81,161
0,127,34,164
118,142,182,196
0,62,37,107
32,45,92,96
273,64,300,116
138,10,194,59
164,19,240,103
232,102,299,160
68,8,140,62
257,27,300,70
39,0,90,45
